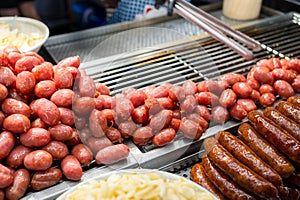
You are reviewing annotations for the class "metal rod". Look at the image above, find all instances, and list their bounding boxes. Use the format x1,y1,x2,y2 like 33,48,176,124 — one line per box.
176,0,261,51
174,3,254,60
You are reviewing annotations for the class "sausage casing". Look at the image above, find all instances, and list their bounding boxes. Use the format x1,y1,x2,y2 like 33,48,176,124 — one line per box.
264,107,300,141
190,163,227,200
207,142,279,199
216,131,283,187
238,123,295,178
247,110,300,163
202,154,255,200
275,101,300,124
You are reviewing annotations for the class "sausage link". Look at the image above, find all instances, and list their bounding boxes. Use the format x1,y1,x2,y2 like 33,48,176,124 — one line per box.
247,110,300,163
61,155,83,181
95,144,130,165
31,168,62,190
207,142,279,199
5,168,30,200
264,107,300,141
0,131,15,160
0,164,14,188
275,101,300,124
216,131,283,187
238,123,295,178
190,163,227,200
287,96,300,108
202,154,256,200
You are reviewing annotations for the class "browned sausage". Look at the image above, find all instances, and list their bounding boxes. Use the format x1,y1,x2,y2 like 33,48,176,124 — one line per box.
118,120,136,139
20,128,51,148
247,110,300,163
190,163,227,200
216,131,283,187
95,144,130,165
264,107,300,141
23,150,53,171
287,96,300,108
237,123,295,178
6,145,32,168
61,155,83,181
0,164,14,188
0,131,15,160
275,101,300,124
202,154,256,200
31,168,62,191
71,144,93,166
152,128,176,147
5,168,30,200
207,142,279,199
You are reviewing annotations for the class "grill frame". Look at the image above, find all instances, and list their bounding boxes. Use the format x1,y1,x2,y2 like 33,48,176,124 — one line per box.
22,12,300,200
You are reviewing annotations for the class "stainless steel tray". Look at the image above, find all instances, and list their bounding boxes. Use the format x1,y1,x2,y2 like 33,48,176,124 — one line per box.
22,12,300,200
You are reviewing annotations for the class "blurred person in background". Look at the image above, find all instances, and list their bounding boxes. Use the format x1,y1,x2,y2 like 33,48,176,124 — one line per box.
0,0,40,20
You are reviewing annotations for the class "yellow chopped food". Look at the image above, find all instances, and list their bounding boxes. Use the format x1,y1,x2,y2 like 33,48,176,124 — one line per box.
64,172,215,200
0,21,44,51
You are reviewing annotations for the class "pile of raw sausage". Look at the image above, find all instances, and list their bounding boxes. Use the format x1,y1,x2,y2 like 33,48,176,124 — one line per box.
0,45,300,200
191,96,300,200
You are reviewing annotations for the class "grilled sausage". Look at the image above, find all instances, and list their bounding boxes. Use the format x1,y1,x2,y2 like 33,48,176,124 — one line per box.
287,96,300,108
202,154,256,200
190,163,227,200
275,101,300,124
238,123,295,178
207,142,279,199
247,110,300,163
264,107,300,141
216,131,283,187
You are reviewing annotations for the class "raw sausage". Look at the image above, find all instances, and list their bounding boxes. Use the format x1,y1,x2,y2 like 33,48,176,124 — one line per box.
1,98,31,117
152,128,176,147
0,164,13,188
5,168,30,200
0,131,15,160
247,110,300,163
23,150,53,171
61,155,83,181
95,144,130,165
207,142,279,199
237,123,295,178
31,168,62,191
